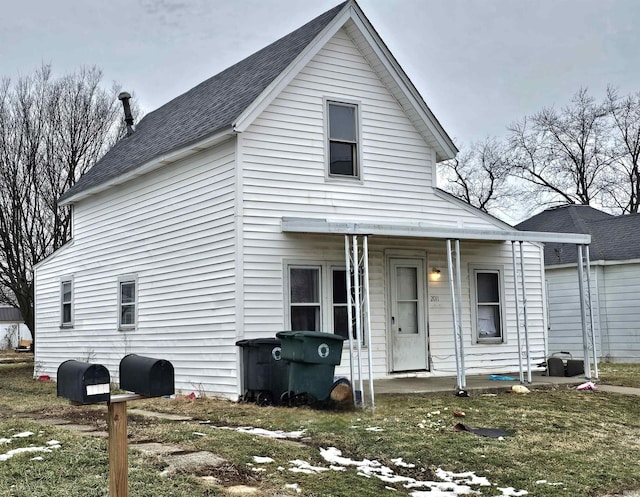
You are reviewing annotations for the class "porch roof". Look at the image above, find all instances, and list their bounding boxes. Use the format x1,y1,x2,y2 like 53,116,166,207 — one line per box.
281,217,591,244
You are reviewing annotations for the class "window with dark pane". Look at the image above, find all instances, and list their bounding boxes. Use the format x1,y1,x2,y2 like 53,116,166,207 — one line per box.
61,281,72,326
332,269,360,341
475,271,502,340
290,267,321,331
120,281,136,328
328,102,358,177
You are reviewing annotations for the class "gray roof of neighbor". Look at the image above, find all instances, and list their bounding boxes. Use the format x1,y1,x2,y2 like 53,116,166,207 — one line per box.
60,1,348,203
0,307,23,322
516,205,640,265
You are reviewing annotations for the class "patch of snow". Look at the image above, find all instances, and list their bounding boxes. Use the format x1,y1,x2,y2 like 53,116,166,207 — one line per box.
365,427,384,432
435,469,491,487
0,446,53,462
192,432,206,437
284,483,301,494
536,480,563,486
253,456,274,464
231,427,305,439
0,439,11,444
12,432,34,438
46,440,60,446
288,460,330,474
496,487,528,496
30,456,44,461
391,458,416,468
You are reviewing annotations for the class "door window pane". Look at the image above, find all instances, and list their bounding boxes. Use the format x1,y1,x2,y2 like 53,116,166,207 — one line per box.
396,267,417,300
398,302,418,334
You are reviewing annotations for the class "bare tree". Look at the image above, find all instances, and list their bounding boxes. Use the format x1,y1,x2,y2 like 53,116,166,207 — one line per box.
439,137,514,214
508,88,611,209
603,87,640,213
0,65,126,342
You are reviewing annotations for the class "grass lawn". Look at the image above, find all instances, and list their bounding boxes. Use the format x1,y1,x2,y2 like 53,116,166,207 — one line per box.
1,359,639,496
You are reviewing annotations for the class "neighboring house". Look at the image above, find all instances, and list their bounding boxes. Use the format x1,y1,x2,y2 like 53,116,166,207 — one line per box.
34,1,590,398
517,205,640,363
0,307,31,350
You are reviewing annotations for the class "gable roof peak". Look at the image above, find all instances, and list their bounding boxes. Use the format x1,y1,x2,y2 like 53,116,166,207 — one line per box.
60,0,455,205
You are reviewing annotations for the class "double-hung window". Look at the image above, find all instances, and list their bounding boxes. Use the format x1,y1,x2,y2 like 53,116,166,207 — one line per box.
60,279,73,327
118,278,137,330
327,100,359,178
287,264,362,344
472,268,504,343
289,266,321,331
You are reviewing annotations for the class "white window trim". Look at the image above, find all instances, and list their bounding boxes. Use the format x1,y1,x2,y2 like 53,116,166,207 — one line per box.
60,277,74,328
323,96,363,183
469,265,506,344
118,275,138,331
284,260,366,345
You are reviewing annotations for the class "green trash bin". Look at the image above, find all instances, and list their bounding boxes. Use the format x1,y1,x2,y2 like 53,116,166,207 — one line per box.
276,331,345,401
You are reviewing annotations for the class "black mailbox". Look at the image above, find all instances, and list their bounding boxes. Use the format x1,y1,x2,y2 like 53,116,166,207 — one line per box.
119,354,174,397
57,360,111,404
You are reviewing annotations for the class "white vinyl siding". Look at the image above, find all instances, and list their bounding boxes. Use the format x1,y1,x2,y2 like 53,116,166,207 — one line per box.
547,262,640,363
34,140,238,397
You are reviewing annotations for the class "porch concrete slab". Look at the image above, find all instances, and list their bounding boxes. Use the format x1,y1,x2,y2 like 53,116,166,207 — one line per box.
371,371,585,396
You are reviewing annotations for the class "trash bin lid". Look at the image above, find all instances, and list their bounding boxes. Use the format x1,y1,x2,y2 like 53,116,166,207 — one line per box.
236,338,281,347
276,330,345,342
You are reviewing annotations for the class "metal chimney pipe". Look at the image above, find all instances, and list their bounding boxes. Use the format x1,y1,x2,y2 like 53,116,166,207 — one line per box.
118,92,135,136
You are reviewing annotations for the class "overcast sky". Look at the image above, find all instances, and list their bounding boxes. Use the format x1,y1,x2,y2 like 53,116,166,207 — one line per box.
2,0,638,148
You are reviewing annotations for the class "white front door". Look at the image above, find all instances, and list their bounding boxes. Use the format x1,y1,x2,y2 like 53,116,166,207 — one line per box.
389,258,428,371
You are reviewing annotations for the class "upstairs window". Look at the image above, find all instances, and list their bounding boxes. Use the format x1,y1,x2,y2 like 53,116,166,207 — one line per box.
60,279,73,327
327,101,359,178
119,278,137,330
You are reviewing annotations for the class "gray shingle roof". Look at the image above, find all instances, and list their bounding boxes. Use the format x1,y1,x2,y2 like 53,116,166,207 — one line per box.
516,205,640,265
0,307,23,322
60,1,348,203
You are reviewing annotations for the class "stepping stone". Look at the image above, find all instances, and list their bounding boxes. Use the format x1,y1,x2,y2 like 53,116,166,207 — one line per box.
131,442,185,457
161,451,226,476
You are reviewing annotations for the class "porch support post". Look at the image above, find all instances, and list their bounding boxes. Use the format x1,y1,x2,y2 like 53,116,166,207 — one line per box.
344,235,357,405
511,242,524,383
454,240,466,389
363,235,375,408
584,245,599,380
577,244,592,379
353,235,365,404
519,241,532,383
446,239,462,390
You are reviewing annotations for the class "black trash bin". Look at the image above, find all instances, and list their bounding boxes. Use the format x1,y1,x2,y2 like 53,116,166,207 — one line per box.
276,330,345,402
236,338,289,405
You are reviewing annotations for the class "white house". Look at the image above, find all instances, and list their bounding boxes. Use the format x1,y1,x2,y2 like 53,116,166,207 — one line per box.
0,307,31,350
517,205,640,363
34,1,590,399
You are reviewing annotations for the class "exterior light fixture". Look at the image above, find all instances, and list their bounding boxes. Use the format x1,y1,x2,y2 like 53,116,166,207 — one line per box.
430,268,441,282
